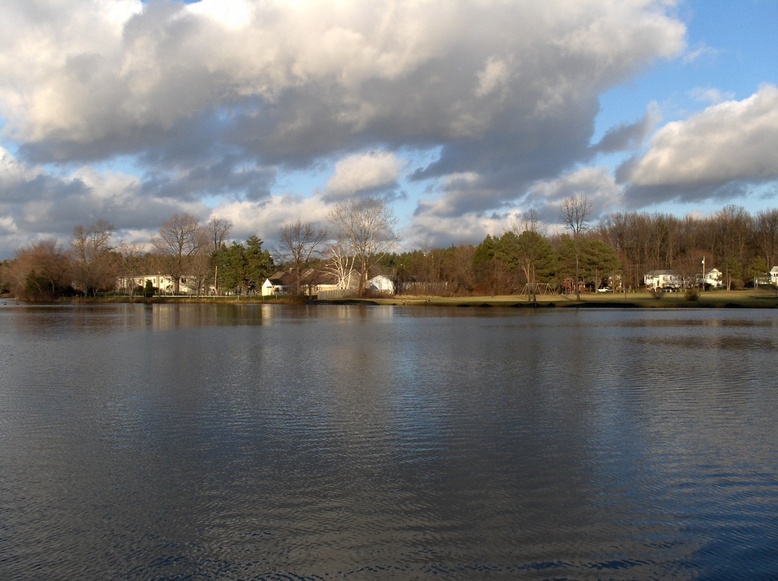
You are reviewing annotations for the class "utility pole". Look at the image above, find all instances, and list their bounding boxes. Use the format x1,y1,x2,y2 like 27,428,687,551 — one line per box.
701,257,705,291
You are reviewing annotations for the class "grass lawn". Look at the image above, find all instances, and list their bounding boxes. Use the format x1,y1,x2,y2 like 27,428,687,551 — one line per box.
352,289,778,309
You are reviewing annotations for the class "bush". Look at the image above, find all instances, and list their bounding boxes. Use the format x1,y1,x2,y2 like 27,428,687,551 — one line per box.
685,288,700,301
144,280,155,298
649,288,663,300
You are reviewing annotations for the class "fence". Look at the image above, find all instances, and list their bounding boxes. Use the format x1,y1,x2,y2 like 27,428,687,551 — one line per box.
316,289,357,300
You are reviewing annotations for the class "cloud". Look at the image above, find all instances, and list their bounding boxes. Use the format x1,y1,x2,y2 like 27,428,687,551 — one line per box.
0,147,207,249
140,156,276,202
529,167,623,211
0,0,690,256
323,151,403,201
407,209,510,251
409,167,624,246
212,193,331,254
187,0,254,30
681,42,722,65
689,87,736,105
475,56,512,99
594,104,661,153
0,0,685,165
621,85,778,207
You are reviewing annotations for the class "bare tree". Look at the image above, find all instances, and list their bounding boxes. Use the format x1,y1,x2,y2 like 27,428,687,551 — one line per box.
7,239,70,300
513,208,544,236
559,194,592,300
754,209,778,270
116,243,145,296
712,205,751,289
207,216,232,253
189,250,213,296
279,220,328,295
328,197,399,295
325,240,357,291
510,221,556,303
152,213,208,294
440,244,476,296
418,240,444,295
70,220,117,296
0,260,10,294
205,217,232,295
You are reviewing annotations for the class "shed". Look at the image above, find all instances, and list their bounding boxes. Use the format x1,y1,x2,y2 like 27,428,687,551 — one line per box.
368,274,395,294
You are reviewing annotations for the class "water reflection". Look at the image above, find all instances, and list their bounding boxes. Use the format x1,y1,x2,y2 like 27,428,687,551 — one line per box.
1,305,777,578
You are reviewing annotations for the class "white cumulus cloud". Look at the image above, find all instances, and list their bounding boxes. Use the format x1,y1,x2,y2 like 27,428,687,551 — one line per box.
0,0,694,255
625,85,778,188
324,151,403,200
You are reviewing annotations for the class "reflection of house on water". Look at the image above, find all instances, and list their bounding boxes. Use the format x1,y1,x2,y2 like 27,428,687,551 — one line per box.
148,303,274,330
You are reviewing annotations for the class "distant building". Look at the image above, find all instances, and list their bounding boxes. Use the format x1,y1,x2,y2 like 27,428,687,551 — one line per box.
261,271,295,297
644,270,680,290
261,269,360,297
704,268,723,288
117,274,200,295
368,274,395,294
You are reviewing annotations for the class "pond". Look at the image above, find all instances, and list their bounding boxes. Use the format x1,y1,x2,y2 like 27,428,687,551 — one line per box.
1,303,777,579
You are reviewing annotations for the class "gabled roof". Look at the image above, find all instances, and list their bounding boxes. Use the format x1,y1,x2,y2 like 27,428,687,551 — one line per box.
300,268,339,286
267,271,295,285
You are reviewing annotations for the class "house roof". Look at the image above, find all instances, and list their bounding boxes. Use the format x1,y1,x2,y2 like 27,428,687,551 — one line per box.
300,268,339,286
267,269,344,286
267,271,295,285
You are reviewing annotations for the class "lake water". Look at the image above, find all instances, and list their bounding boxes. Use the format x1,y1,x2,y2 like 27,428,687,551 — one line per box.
1,303,777,579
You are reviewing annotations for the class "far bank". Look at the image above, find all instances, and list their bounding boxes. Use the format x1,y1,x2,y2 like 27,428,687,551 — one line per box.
12,288,775,309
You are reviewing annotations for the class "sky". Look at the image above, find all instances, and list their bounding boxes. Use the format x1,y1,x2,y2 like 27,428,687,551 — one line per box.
0,0,777,260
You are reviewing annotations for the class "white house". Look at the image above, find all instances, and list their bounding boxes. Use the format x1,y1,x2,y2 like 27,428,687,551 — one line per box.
262,269,360,297
704,268,723,288
260,278,277,297
771,266,778,286
368,274,395,294
644,270,680,290
116,274,200,295
261,271,294,297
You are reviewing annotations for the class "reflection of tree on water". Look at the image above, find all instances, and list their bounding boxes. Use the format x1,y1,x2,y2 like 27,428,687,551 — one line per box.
2,307,777,577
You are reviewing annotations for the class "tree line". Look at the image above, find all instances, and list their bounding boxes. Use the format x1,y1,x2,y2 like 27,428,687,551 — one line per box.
381,202,778,298
2,196,778,300
0,196,398,300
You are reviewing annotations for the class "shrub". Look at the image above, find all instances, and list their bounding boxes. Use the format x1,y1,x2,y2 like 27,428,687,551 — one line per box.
144,280,155,298
685,288,700,301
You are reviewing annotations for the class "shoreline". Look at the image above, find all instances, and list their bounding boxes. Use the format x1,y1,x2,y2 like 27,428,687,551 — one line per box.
357,289,778,309
4,289,778,309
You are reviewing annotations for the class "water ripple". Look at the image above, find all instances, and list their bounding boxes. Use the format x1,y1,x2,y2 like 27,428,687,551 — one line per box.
2,305,778,578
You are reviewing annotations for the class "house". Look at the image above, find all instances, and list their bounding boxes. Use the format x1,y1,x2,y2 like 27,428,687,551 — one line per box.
261,269,360,297
644,270,680,290
771,266,778,287
260,278,277,297
368,274,395,294
312,269,360,299
704,268,723,288
300,269,341,295
261,271,295,297
116,274,200,295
